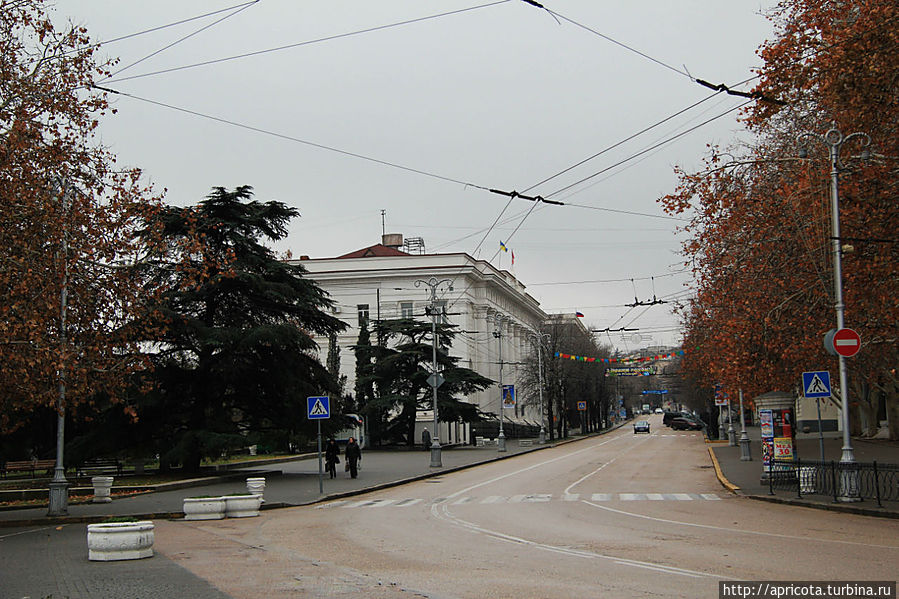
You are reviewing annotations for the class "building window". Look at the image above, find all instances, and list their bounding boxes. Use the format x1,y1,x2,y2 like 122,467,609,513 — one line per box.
357,304,369,326
401,302,414,318
435,300,448,323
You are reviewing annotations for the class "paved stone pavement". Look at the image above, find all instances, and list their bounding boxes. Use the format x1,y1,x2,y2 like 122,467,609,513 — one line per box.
710,426,899,517
0,437,570,599
2,426,896,599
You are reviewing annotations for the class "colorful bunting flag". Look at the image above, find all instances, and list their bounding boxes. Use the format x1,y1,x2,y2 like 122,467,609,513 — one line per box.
554,349,685,364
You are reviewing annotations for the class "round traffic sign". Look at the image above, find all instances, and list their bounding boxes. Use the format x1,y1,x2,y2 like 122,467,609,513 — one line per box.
829,328,861,357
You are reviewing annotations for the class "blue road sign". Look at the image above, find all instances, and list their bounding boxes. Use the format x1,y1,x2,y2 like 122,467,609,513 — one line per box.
802,371,831,398
307,396,330,419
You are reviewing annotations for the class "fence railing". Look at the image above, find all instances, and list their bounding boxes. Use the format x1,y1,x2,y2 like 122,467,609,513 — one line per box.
767,458,899,507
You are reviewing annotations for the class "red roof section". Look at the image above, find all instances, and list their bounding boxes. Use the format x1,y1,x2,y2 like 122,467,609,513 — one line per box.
335,244,409,259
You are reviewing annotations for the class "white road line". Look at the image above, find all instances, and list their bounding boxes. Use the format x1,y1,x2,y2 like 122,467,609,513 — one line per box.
508,494,527,503
315,500,349,509
563,493,580,501
341,500,371,508
365,499,397,508
431,501,716,579
620,493,642,501
581,500,899,550
646,493,665,501
672,493,693,501
700,493,721,501
590,493,613,501
451,497,472,505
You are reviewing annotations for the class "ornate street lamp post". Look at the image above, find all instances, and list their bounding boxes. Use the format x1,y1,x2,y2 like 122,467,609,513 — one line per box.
414,277,453,468
493,313,511,452
797,126,871,502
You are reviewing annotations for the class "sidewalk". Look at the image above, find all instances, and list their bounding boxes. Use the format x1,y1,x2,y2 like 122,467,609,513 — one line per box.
710,426,899,518
0,438,567,527
0,436,589,599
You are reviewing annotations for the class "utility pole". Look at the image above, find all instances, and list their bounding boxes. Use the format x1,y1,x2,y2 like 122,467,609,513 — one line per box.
415,277,452,468
798,126,871,502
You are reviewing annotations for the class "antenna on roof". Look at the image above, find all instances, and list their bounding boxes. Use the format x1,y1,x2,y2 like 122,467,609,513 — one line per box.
381,209,386,237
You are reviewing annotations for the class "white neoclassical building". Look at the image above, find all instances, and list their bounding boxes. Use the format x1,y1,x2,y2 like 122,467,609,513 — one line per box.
291,234,548,444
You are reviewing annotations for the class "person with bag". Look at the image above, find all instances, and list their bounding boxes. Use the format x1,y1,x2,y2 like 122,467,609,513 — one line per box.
344,436,362,479
324,438,340,479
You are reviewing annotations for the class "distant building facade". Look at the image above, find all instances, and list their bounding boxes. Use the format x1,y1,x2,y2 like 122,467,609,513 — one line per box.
291,235,549,444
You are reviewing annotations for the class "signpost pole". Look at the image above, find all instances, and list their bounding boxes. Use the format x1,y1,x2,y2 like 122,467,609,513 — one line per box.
727,395,736,446
816,398,825,462
315,420,325,495
738,389,751,461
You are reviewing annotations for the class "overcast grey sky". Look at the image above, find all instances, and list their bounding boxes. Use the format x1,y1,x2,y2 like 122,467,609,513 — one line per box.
54,0,776,354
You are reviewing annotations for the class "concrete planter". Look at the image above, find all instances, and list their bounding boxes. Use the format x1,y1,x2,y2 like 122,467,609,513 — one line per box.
91,476,114,503
87,521,154,561
223,494,262,518
183,497,226,520
246,477,266,501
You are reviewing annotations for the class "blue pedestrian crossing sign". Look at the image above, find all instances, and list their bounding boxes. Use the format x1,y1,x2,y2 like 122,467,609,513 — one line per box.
307,396,330,419
802,371,831,398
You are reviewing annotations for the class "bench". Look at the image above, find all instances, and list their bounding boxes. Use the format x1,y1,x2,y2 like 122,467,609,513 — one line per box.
76,457,123,477
2,459,56,478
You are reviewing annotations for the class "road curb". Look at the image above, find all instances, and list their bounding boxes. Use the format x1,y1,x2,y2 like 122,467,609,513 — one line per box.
0,427,628,527
707,446,741,494
743,493,899,519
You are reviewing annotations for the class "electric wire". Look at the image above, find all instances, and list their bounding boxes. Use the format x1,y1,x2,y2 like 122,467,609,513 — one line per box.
102,1,512,85
546,99,753,198
100,1,262,82
93,87,491,191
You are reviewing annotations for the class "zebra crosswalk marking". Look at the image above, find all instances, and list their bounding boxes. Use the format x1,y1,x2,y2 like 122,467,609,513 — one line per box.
327,493,726,509
394,498,422,507
590,493,614,501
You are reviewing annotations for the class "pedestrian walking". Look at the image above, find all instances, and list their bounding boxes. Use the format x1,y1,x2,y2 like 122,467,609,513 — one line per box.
324,438,340,479
421,427,431,451
344,436,362,479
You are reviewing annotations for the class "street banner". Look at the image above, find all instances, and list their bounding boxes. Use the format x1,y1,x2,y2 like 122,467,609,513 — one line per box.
502,384,516,409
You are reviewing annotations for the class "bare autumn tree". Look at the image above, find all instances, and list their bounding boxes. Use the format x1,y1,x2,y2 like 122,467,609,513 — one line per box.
0,0,161,436
662,0,899,438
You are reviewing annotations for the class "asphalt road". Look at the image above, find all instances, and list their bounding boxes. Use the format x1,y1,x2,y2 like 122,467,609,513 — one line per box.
139,415,899,598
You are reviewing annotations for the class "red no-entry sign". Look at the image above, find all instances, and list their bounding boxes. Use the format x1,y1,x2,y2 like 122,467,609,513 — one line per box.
826,328,861,357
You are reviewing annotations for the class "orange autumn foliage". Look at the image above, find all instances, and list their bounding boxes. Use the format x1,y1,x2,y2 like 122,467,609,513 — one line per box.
661,0,899,437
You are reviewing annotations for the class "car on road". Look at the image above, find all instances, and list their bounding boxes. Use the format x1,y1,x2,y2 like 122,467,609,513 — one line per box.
633,420,651,434
663,410,696,427
669,416,704,431
654,408,664,414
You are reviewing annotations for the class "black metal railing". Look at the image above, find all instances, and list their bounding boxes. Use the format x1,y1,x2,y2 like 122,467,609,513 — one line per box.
767,458,899,507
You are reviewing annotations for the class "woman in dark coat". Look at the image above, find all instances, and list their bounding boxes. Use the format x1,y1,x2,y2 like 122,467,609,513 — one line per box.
324,438,340,479
344,437,362,479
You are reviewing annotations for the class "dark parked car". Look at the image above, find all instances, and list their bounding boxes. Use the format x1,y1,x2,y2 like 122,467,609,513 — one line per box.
633,420,651,434
669,416,704,431
663,411,690,427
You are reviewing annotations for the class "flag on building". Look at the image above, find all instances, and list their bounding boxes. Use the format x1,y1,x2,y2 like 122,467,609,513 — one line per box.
499,241,508,252
575,311,584,318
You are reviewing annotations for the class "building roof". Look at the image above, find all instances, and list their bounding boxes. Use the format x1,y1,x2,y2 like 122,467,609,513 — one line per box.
335,244,410,259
